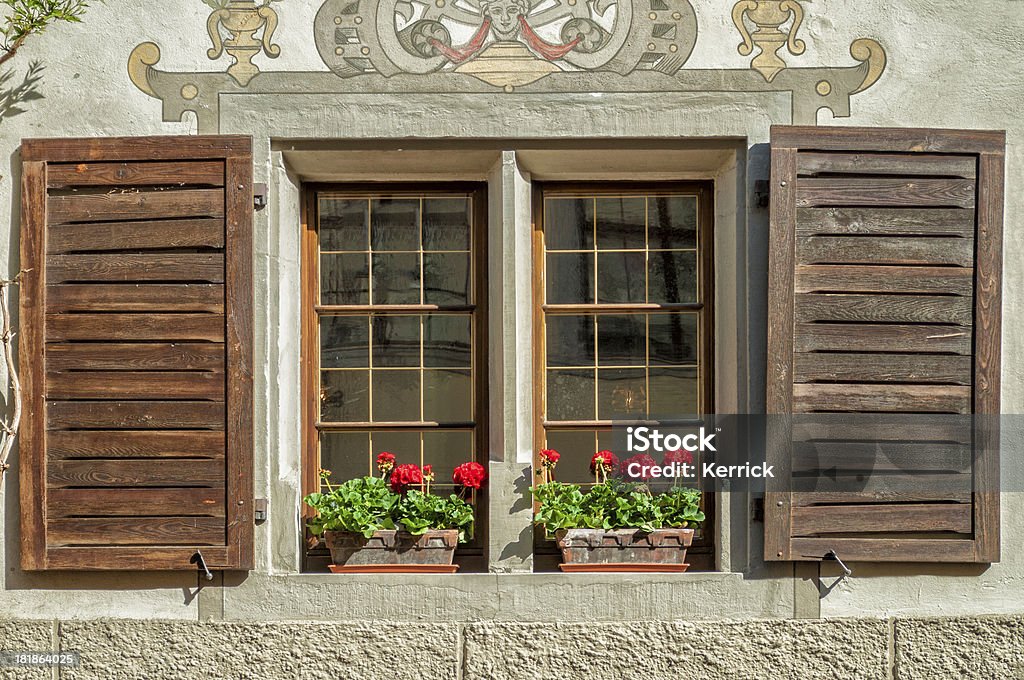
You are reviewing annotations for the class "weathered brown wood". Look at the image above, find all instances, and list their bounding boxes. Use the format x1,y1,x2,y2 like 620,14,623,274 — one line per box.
47,517,225,546
49,285,224,313
795,265,974,295
47,431,225,459
771,126,1006,155
788,537,979,562
48,488,226,518
796,178,976,209
22,136,252,163
791,504,972,536
48,219,225,253
19,160,48,571
225,154,255,570
46,343,225,371
793,384,971,414
792,441,970,473
46,371,224,401
47,459,224,488
796,207,975,236
48,401,226,430
792,471,971,496
794,293,973,325
794,491,972,505
47,254,224,283
48,189,225,223
794,353,972,385
796,152,976,179
43,546,233,570
47,161,225,188
792,419,973,444
794,323,972,354
47,314,224,342
796,236,973,267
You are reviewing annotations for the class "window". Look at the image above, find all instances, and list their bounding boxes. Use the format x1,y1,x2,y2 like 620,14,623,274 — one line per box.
301,184,487,564
533,182,715,569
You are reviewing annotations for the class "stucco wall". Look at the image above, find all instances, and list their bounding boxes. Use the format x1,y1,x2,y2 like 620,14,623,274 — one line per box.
0,0,1020,632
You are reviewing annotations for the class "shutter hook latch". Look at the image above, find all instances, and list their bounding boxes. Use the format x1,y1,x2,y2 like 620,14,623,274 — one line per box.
191,551,214,581
824,550,852,584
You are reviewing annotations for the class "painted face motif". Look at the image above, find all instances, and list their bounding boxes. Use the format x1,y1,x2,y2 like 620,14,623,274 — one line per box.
483,0,526,39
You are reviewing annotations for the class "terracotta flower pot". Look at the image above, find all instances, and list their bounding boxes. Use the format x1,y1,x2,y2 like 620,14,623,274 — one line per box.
555,528,695,567
324,529,459,566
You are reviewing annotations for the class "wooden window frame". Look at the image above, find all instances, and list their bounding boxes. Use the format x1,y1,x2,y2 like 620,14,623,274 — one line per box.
531,181,716,571
300,182,489,568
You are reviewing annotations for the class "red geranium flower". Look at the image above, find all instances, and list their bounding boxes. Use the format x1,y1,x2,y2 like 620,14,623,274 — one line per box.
422,464,434,481
389,463,422,493
539,449,560,466
663,449,693,466
620,453,658,479
376,451,396,475
453,461,487,489
590,450,619,474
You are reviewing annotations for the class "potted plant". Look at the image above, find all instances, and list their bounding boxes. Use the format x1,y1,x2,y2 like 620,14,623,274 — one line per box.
303,453,486,573
531,449,705,572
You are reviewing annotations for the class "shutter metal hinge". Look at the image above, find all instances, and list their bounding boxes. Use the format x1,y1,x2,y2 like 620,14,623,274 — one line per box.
754,180,771,209
254,498,268,524
751,497,764,522
253,183,268,211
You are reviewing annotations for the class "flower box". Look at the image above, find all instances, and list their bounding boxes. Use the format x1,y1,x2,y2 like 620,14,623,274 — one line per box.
555,528,694,571
324,529,459,566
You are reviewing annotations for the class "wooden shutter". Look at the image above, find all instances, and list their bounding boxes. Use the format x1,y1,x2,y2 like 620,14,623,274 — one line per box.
19,136,254,571
765,126,1004,563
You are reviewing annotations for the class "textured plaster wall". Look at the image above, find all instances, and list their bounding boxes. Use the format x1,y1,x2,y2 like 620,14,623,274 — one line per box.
0,0,1019,628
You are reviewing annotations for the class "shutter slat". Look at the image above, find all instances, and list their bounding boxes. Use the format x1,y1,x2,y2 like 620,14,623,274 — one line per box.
47,431,225,459
48,489,226,518
796,207,975,236
795,265,974,295
48,188,225,223
766,126,1004,564
796,235,973,267
47,254,224,283
794,353,972,385
47,518,225,547
19,135,253,571
47,161,225,188
47,401,226,430
48,219,225,253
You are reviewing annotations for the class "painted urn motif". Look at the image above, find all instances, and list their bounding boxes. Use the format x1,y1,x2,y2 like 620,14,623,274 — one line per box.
732,0,805,82
207,0,281,86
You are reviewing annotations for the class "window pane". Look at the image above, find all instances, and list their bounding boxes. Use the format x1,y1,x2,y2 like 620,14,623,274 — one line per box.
320,432,371,483
545,198,594,251
546,315,594,367
372,253,421,304
423,430,475,484
320,198,368,252
597,368,646,419
424,315,472,368
547,369,594,421
648,367,699,417
370,198,420,251
370,431,421,465
648,251,698,304
320,370,369,422
649,196,697,250
648,313,699,365
423,369,472,423
596,197,645,250
321,316,369,369
372,315,419,367
423,198,471,251
372,370,421,422
424,252,470,305
547,252,593,304
321,253,369,306
596,252,645,304
596,315,645,366
544,430,599,484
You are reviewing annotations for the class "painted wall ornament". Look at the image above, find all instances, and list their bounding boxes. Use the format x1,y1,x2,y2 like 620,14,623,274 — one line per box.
128,0,887,132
